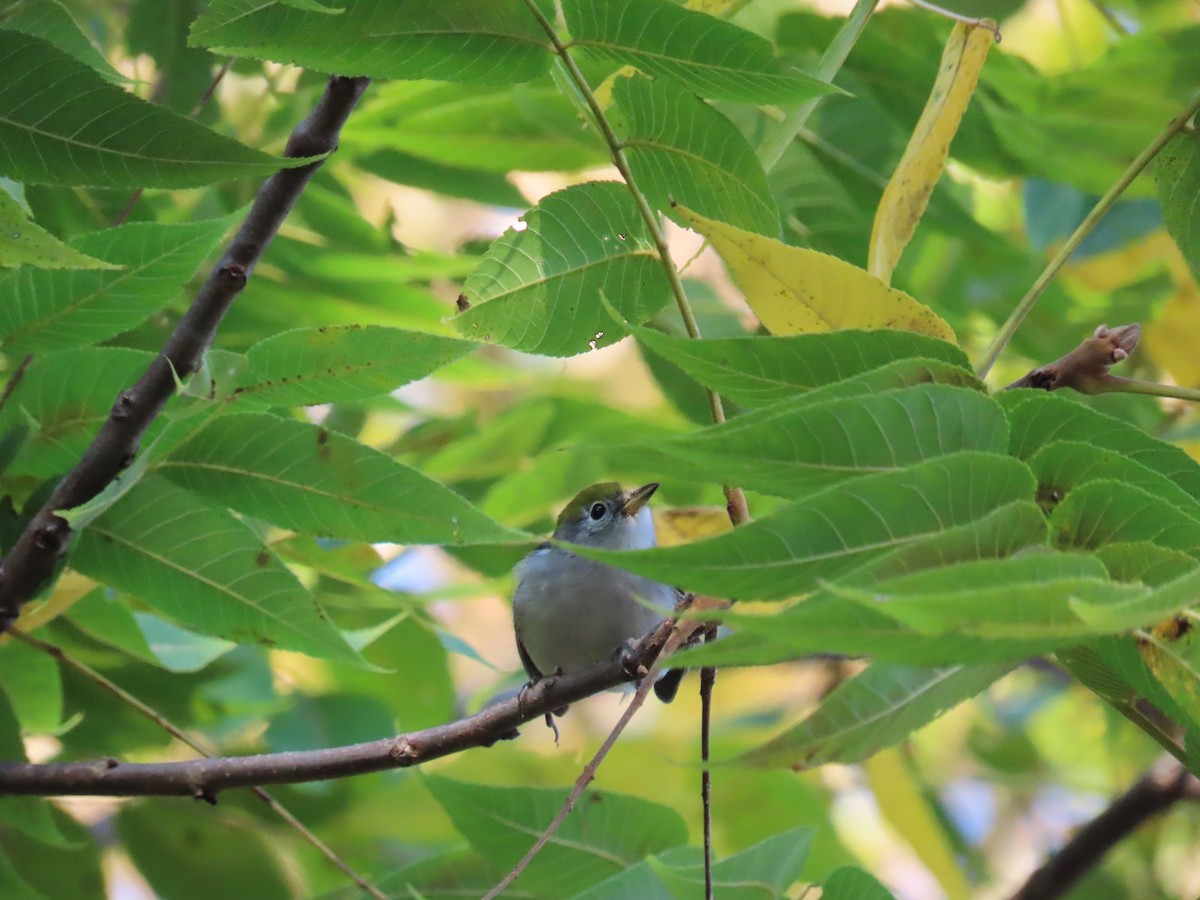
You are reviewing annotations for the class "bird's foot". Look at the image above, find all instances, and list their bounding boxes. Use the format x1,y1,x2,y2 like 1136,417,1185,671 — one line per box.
617,639,648,680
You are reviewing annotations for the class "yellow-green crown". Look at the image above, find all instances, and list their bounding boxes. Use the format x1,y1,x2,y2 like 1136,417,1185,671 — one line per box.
554,482,623,532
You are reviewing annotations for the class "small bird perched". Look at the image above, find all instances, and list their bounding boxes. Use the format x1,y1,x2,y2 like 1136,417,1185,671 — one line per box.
512,481,683,703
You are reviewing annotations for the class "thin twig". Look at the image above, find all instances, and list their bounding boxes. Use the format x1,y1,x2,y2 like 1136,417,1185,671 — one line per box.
0,616,681,796
113,59,236,227
0,355,33,415
9,628,387,899
976,93,1200,379
0,75,372,629
906,0,1003,38
700,625,718,900
1009,755,1200,899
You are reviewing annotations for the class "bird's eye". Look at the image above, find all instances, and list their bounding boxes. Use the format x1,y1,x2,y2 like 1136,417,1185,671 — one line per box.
589,502,607,520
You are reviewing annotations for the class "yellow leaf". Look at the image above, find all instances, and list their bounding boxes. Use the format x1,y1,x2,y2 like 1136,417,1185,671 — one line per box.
656,506,733,547
864,748,970,900
679,205,956,342
869,22,993,284
592,65,638,110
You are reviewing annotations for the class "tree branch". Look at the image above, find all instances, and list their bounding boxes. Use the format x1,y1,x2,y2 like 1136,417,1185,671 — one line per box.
1009,755,1200,900
1005,323,1140,391
0,74,371,629
0,618,677,797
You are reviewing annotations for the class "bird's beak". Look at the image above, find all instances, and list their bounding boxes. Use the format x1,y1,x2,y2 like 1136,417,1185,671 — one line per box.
622,482,659,517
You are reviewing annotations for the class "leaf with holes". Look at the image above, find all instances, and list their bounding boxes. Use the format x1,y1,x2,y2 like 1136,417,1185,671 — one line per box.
451,182,671,356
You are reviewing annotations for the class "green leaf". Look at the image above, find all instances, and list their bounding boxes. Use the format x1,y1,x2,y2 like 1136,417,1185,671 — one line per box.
1156,132,1200,281
607,383,1008,499
821,867,897,900
736,662,1010,769
1071,564,1200,633
676,502,1054,669
346,81,606,174
0,348,154,479
1003,392,1200,500
158,412,525,544
833,552,1145,640
610,74,779,236
0,0,125,81
1050,480,1200,554
67,590,235,672
424,775,688,897
452,182,672,356
649,829,814,899
117,801,292,900
1029,441,1200,523
576,452,1036,600
0,640,61,733
233,325,477,406
190,0,552,84
562,0,834,104
0,212,239,354
71,475,362,663
0,189,118,269
357,149,528,206
0,32,298,187
627,325,969,407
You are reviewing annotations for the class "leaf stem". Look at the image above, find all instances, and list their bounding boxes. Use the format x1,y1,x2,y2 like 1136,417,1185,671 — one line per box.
757,0,880,171
9,627,388,900
976,92,1200,379
523,0,750,524
1089,376,1200,403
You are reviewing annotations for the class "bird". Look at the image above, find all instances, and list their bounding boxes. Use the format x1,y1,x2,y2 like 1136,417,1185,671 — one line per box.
512,481,684,705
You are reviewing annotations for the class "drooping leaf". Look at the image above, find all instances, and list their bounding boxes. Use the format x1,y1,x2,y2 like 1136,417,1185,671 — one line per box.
868,21,993,283
737,662,1010,768
562,0,833,104
627,325,969,406
190,0,552,84
0,189,118,269
0,211,239,354
609,74,779,236
0,32,299,187
158,412,526,545
452,182,671,356
679,206,956,341
575,452,1036,600
233,325,477,406
71,475,362,663
424,775,688,897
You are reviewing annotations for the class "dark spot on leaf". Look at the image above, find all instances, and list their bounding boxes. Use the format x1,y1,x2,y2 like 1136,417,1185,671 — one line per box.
255,551,270,567
317,428,330,446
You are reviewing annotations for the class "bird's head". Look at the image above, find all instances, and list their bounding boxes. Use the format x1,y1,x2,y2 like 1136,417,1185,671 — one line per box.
552,482,660,550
